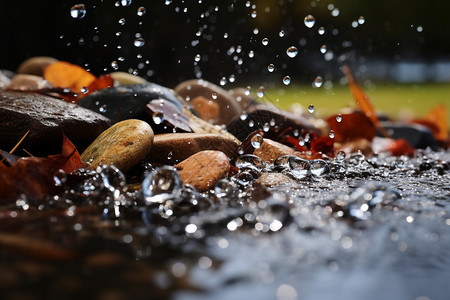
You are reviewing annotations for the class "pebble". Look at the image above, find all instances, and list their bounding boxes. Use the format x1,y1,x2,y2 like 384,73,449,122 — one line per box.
253,138,295,163
16,56,58,76
147,132,240,164
191,96,220,122
109,71,147,85
174,79,242,125
81,119,154,172
256,172,292,187
0,90,110,155
175,150,230,192
379,122,438,150
7,74,52,91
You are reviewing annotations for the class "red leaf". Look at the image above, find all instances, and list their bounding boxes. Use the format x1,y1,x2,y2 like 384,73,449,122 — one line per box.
386,138,415,157
60,133,85,173
412,104,448,141
326,112,376,143
310,136,334,156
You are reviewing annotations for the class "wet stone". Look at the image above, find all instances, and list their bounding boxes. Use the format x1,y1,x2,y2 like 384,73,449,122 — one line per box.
253,138,295,163
378,122,438,150
147,133,240,164
0,90,111,154
109,71,147,85
16,56,58,76
175,150,230,192
81,119,154,173
7,74,52,91
174,79,243,125
256,172,292,187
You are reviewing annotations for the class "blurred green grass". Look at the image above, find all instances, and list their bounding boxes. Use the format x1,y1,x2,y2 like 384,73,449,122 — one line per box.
260,83,450,126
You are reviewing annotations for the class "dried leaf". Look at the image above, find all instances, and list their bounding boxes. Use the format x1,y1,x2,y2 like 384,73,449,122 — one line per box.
85,74,114,97
413,104,448,141
326,112,376,143
341,65,390,138
310,136,334,156
146,99,192,132
60,133,86,173
386,138,415,157
43,61,96,94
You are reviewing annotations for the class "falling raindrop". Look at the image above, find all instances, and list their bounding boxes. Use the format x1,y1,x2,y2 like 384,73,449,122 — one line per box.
320,45,327,54
263,123,270,132
229,74,236,82
304,15,316,28
121,0,132,6
142,166,182,204
329,130,335,138
80,86,89,94
283,76,291,85
331,8,340,17
99,105,107,113
118,18,126,25
313,76,323,87
219,77,227,86
212,92,218,99
134,38,145,47
70,4,86,19
279,30,285,37
248,50,255,58
257,86,265,98
286,46,299,58
358,16,365,24
194,54,201,62
307,104,315,113
251,10,257,18
268,64,275,72
137,6,146,16
336,114,343,122
318,26,325,35
224,32,229,38
251,134,264,149
152,112,164,124
262,38,269,46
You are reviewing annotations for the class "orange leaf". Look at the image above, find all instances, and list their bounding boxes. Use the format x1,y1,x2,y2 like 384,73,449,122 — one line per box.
326,112,376,143
85,74,114,97
423,104,447,141
60,133,85,173
386,138,415,157
341,65,390,138
43,61,96,94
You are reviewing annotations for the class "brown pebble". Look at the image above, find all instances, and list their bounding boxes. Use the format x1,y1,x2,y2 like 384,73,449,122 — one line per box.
7,74,52,91
192,96,220,122
16,56,58,76
148,132,240,164
253,138,295,163
256,172,292,187
81,119,154,172
175,150,230,192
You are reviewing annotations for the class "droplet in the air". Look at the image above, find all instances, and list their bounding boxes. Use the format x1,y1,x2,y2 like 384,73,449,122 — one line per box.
137,6,146,16
134,38,145,47
304,15,316,28
358,16,365,25
121,0,132,6
142,166,182,204
263,123,270,132
212,92,218,99
251,134,264,149
262,38,269,46
336,114,342,122
118,18,126,25
219,77,227,86
283,76,291,85
313,76,323,87
194,54,201,62
318,26,325,35
257,86,265,98
329,130,335,139
152,112,164,124
268,64,275,72
307,104,315,113
70,4,86,19
286,46,298,58
320,45,327,54
81,86,89,94
99,105,107,113
279,30,285,37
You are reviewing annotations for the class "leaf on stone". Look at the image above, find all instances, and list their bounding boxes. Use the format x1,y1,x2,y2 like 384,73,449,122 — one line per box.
60,133,86,173
43,61,96,94
146,99,192,132
341,65,390,138
326,112,376,143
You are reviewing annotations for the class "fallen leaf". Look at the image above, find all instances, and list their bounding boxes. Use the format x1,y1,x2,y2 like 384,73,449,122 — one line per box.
310,135,334,156
412,104,448,141
43,61,96,94
60,133,86,173
386,138,415,156
146,99,192,132
326,112,376,143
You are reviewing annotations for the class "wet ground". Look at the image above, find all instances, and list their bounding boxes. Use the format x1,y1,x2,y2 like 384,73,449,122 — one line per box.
1,149,449,300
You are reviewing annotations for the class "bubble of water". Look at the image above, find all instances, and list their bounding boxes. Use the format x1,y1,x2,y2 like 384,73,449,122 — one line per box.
288,156,311,180
229,74,236,82
98,165,127,193
320,45,327,54
310,159,330,178
214,179,239,199
286,46,298,58
236,154,265,172
81,86,89,94
70,4,86,19
346,152,365,166
251,10,257,18
313,76,323,87
304,14,316,28
279,30,285,37
137,6,146,16
329,130,335,139
347,182,400,220
219,77,227,86
336,114,342,122
251,134,264,149
152,112,164,124
268,64,275,72
358,16,365,25
194,54,201,62
121,0,132,6
99,105,107,113
318,26,325,35
262,38,269,46
134,38,145,47
118,18,126,25
307,104,315,113
274,155,293,171
336,151,346,161
283,76,291,85
263,123,270,132
142,166,182,204
257,86,265,98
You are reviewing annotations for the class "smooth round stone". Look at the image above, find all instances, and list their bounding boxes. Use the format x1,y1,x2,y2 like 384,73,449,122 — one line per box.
109,71,147,85
16,56,58,76
175,150,230,192
7,74,51,91
81,119,154,172
174,79,242,125
147,132,240,164
253,138,295,163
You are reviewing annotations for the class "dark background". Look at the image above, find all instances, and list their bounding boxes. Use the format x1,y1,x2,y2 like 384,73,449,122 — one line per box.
1,0,449,86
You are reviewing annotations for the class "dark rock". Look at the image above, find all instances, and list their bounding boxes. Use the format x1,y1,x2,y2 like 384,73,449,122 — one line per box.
378,122,439,150
174,79,243,125
227,104,318,141
0,90,110,155
77,83,187,132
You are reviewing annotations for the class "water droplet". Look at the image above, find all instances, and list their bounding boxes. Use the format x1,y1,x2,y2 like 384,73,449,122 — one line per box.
286,46,298,58
313,76,323,87
134,38,145,47
307,104,315,113
310,159,330,177
80,86,89,94
99,105,107,113
336,151,346,161
121,0,132,6
219,77,227,86
282,76,291,85
358,16,365,24
142,166,182,204
288,156,311,180
212,92,218,99
268,64,275,72
214,179,238,199
279,30,285,37
70,4,86,19
251,134,264,149
248,120,255,127
329,130,335,139
251,10,257,18
257,86,265,98
331,8,340,17
152,112,164,124
165,0,172,5
262,38,269,46
223,32,229,38
236,154,265,172
194,54,201,62
318,26,325,35
185,223,197,234
98,165,127,193
336,114,342,122
248,50,255,58
263,123,270,132
53,169,67,186
137,6,146,16
229,74,236,82
118,18,126,25
245,1,251,7
320,45,327,54
304,15,316,28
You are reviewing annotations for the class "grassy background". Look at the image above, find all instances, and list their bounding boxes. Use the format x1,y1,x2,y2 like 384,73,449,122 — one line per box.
259,83,449,126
